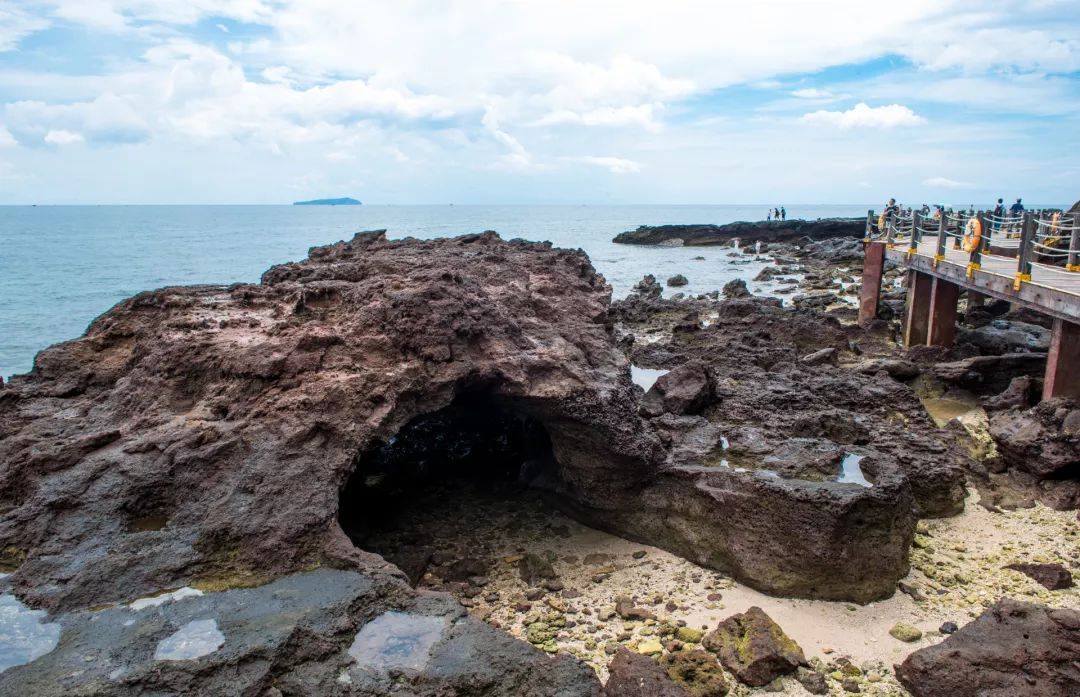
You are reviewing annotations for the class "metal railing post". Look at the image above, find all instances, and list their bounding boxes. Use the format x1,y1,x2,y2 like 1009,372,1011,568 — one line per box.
908,211,922,259
934,211,947,267
885,213,896,247
1068,220,1080,272
1015,212,1035,290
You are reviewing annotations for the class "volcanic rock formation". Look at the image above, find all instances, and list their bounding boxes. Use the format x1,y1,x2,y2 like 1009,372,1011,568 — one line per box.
612,219,863,246
0,230,966,693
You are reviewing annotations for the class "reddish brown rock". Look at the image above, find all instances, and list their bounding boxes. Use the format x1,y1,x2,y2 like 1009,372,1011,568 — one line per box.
702,606,806,686
989,399,1080,479
1005,562,1073,590
604,648,689,697
896,599,1080,697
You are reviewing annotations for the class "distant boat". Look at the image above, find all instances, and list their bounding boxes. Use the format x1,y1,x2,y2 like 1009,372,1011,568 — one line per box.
293,197,362,206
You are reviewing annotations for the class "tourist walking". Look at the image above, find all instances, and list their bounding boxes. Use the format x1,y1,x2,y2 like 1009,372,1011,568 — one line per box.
774,207,780,221
780,207,786,221
767,209,772,221
1010,197,1025,215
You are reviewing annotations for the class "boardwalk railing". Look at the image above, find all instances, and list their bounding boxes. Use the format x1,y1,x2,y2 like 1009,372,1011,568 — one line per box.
864,208,1080,290
859,206,1080,401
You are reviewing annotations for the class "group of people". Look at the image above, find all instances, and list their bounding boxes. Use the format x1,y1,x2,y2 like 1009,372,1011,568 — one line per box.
766,206,786,221
882,197,1032,221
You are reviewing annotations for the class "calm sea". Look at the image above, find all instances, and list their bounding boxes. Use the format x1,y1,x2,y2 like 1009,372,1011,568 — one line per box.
0,204,872,379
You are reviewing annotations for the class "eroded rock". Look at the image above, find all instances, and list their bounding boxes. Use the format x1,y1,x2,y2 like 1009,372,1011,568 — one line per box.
896,599,1080,697
702,606,805,687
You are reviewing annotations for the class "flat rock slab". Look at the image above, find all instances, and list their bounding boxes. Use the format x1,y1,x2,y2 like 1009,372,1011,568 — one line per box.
0,569,601,697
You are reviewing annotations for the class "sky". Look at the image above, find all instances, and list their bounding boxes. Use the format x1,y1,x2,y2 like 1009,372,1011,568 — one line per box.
0,0,1078,205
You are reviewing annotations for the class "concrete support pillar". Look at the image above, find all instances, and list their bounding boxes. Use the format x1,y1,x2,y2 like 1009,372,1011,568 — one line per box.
859,242,886,325
1044,319,1080,400
903,270,933,347
926,278,960,348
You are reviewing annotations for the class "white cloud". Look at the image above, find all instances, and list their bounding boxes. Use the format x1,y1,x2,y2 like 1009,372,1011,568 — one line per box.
800,103,927,129
43,129,84,145
0,6,48,52
532,104,662,130
0,125,16,148
923,176,975,189
791,88,833,99
482,107,533,170
569,156,642,174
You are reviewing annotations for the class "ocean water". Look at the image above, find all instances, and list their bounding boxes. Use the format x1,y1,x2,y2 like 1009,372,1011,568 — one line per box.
0,204,871,379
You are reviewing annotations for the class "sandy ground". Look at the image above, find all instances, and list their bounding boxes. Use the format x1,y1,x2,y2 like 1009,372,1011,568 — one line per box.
367,480,1079,696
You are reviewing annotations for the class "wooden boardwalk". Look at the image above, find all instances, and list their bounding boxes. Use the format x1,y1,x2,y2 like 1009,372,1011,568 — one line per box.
893,236,1080,323
860,208,1080,400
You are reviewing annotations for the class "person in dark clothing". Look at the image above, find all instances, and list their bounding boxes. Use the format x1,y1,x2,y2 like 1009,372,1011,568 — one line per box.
780,207,786,221
1009,198,1025,215
884,198,900,217
993,198,1005,217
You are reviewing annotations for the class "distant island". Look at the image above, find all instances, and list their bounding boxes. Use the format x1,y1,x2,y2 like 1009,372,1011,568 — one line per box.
292,197,362,206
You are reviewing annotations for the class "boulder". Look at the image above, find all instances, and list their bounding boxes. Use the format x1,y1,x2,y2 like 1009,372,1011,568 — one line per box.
641,361,713,417
957,320,1052,354
982,376,1038,411
896,599,1080,697
1004,562,1073,590
722,279,751,299
604,648,689,697
667,274,689,287
661,650,730,697
633,274,663,299
702,607,805,686
989,398,1080,478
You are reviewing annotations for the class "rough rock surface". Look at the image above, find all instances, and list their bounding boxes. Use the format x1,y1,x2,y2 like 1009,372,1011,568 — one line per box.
640,361,712,417
989,398,1080,478
0,231,957,693
613,219,863,246
702,606,805,686
896,599,1080,697
661,650,730,697
0,568,602,697
604,648,689,697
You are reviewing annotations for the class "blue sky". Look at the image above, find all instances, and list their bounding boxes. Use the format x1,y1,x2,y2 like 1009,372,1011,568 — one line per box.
0,1,1078,205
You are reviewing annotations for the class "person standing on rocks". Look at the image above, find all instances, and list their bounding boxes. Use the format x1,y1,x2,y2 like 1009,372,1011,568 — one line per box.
767,209,772,221
780,207,786,221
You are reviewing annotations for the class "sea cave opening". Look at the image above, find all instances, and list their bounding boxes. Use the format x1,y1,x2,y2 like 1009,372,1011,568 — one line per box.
337,392,564,586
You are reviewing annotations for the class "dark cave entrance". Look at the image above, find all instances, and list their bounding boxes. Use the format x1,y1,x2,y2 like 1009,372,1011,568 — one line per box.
337,393,561,585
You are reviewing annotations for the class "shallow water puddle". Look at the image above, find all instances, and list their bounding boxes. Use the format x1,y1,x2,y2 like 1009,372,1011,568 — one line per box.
837,453,872,487
348,612,448,672
920,396,980,428
129,586,203,611
630,365,669,391
154,619,225,661
0,576,61,673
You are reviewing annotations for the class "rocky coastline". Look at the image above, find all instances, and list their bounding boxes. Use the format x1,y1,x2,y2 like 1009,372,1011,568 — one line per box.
612,218,864,247
0,227,1077,696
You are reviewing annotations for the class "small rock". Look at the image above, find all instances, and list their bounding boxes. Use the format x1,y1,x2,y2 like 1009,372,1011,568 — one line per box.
667,274,689,287
676,627,704,644
889,623,923,642
616,596,657,622
632,550,648,559
1004,562,1073,590
637,638,664,656
841,677,861,693
796,668,828,695
939,621,958,634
